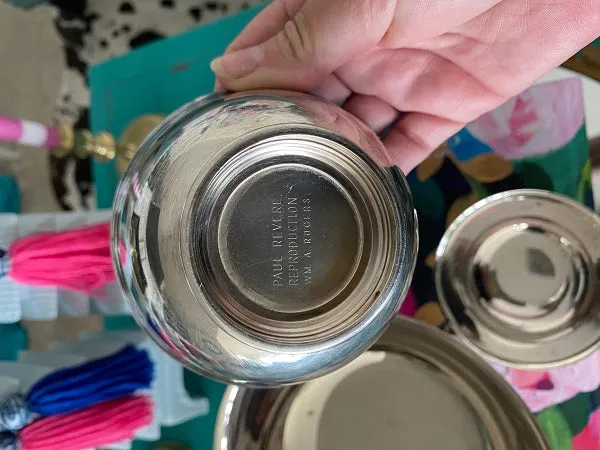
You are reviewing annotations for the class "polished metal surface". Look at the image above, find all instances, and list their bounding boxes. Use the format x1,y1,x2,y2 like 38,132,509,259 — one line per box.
215,318,549,450
112,90,418,385
436,189,600,368
218,164,361,315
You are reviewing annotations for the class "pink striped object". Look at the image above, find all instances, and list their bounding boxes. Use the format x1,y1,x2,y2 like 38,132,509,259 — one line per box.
0,115,60,149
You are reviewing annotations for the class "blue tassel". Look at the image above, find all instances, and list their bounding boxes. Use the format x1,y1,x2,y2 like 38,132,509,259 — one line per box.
0,345,153,432
26,345,153,417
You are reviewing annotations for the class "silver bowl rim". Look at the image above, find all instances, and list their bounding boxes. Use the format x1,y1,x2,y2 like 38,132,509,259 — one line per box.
435,188,600,369
214,317,550,450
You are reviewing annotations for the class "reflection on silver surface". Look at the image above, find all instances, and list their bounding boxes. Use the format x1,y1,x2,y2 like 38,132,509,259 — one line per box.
215,318,549,450
436,189,600,368
111,91,418,386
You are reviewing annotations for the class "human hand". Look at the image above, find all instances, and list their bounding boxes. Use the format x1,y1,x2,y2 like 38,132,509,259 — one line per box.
210,0,599,172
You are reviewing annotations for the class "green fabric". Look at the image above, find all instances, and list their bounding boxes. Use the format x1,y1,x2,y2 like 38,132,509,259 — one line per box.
556,393,593,437
511,125,590,201
536,407,573,450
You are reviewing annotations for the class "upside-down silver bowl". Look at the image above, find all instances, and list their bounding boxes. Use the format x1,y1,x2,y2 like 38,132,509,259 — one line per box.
112,90,418,386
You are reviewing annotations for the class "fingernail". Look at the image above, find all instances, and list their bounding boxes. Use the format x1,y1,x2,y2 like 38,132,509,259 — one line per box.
210,45,264,80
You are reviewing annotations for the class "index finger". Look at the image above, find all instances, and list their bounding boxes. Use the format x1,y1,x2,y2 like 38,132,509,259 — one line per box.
226,0,306,52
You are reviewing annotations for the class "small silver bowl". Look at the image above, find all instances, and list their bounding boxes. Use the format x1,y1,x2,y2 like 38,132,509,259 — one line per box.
215,318,549,450
436,189,600,368
112,90,418,386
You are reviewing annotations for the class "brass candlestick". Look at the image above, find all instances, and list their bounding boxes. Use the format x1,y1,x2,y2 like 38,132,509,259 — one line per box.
53,114,164,175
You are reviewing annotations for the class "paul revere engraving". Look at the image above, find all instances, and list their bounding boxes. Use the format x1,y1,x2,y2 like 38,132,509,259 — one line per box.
272,191,313,288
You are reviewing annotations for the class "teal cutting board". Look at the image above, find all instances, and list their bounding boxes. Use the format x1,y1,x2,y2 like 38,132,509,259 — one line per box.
89,5,265,450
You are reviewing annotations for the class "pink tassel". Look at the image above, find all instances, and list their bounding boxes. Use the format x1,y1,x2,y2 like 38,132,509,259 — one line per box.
3,222,115,295
20,395,153,450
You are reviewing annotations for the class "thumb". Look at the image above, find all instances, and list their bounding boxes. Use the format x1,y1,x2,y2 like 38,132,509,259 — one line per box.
210,0,395,92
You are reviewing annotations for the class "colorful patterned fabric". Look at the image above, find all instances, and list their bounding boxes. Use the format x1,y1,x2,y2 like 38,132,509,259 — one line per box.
403,77,600,447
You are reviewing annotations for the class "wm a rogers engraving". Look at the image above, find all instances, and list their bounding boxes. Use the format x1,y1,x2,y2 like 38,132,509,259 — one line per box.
112,90,418,386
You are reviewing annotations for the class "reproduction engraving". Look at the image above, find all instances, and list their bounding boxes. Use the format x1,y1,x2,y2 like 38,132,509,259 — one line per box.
272,191,313,288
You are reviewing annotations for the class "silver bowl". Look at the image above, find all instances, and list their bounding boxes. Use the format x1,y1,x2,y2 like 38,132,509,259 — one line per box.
436,189,600,368
215,318,550,450
112,90,418,386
